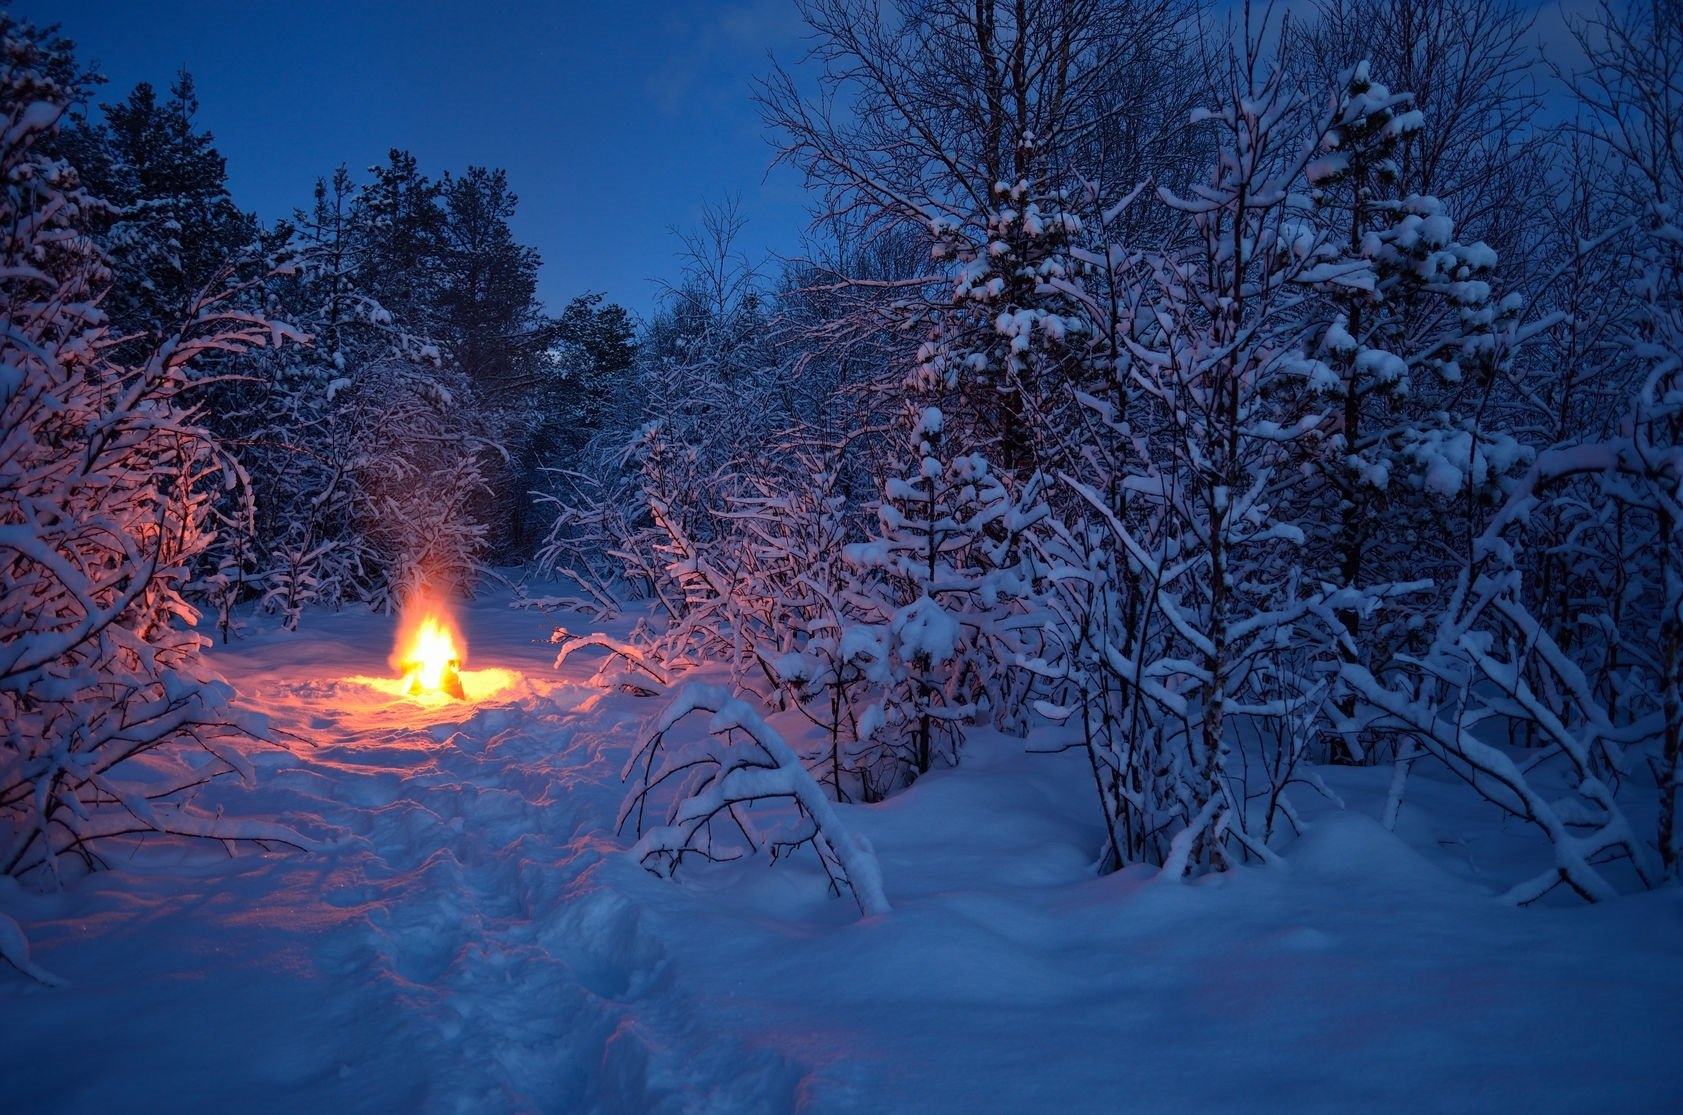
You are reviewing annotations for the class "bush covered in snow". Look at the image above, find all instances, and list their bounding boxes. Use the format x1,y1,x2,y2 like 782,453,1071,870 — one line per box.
1,18,299,890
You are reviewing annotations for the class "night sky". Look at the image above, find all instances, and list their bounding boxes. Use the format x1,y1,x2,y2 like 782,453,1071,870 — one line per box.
17,0,1592,322
16,0,815,321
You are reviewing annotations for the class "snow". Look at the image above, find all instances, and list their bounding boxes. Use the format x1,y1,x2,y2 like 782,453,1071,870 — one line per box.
3,584,1681,1112
6,100,62,145
893,594,960,663
1355,346,1409,387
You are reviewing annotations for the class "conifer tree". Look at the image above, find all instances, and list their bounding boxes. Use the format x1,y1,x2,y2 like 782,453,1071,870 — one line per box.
1294,63,1522,759
75,71,255,348
844,405,1040,787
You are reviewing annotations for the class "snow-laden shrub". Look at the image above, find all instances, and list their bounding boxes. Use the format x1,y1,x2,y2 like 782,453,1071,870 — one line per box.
833,406,1046,796
1,20,304,889
714,455,870,798
1339,551,1660,903
621,685,890,916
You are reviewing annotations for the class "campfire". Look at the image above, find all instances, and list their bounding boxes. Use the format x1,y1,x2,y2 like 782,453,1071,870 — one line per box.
347,599,517,704
396,613,466,699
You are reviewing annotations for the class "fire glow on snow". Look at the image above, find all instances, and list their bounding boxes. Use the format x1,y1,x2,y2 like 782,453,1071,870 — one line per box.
348,602,517,703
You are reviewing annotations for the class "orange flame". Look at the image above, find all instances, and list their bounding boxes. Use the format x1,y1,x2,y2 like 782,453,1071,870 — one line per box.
394,609,466,700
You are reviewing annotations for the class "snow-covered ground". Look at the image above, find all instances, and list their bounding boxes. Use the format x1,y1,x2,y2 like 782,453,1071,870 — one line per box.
4,586,1681,1113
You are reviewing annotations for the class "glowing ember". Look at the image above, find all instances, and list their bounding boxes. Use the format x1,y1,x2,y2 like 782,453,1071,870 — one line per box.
396,613,466,700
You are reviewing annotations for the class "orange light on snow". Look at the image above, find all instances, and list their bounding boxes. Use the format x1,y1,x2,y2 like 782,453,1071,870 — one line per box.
394,611,466,700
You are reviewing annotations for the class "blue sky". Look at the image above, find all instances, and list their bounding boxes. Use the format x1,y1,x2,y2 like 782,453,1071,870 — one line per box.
18,0,816,321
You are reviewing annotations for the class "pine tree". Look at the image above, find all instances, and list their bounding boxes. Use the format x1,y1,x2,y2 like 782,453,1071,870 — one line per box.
1292,63,1522,761
437,166,552,400
435,166,559,554
76,71,255,349
353,150,447,331
918,176,1096,475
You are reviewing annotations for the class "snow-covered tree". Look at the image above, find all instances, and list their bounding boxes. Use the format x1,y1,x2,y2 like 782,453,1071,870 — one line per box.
1021,30,1454,873
1287,0,1548,265
916,177,1098,475
68,69,256,353
1286,62,1528,763
1,17,298,886
1077,41,1366,870
1547,0,1683,880
758,0,1202,467
839,405,1042,791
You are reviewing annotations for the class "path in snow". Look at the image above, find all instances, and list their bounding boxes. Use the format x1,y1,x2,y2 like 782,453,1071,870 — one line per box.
6,597,798,1112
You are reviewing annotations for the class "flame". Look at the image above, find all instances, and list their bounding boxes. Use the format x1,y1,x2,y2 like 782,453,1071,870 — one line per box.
343,598,519,703
394,610,466,700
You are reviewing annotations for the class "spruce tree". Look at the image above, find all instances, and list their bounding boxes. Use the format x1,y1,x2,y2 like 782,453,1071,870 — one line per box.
78,71,254,347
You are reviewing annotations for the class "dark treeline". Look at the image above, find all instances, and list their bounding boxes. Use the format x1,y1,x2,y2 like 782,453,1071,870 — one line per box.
53,62,639,626
3,1,1680,907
